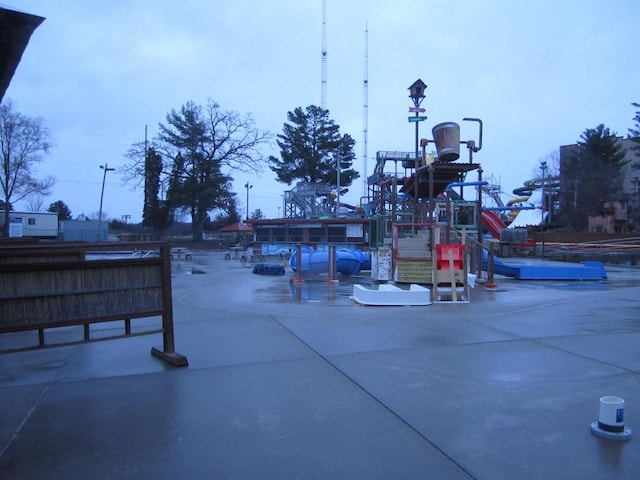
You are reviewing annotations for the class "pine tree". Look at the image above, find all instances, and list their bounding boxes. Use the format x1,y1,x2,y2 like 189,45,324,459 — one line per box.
269,105,359,192
628,102,640,169
47,200,72,220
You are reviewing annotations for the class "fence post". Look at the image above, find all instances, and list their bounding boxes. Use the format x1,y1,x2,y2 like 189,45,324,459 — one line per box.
486,240,497,288
151,244,189,367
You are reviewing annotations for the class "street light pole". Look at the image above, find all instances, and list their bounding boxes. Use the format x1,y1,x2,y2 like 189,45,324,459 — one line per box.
245,182,253,220
281,194,285,219
98,163,115,241
336,153,341,218
540,161,547,226
632,176,639,230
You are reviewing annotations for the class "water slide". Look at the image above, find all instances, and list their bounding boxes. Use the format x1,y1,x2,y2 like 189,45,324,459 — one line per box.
481,210,507,238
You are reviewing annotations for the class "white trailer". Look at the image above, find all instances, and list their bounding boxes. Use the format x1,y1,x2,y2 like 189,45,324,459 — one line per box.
1,211,59,238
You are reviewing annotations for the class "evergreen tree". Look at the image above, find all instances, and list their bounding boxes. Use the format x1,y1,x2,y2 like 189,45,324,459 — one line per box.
250,208,264,219
210,195,241,231
47,200,71,220
268,105,359,193
143,147,173,239
628,102,640,169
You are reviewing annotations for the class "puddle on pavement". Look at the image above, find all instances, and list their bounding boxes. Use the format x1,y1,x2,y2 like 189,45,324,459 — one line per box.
253,274,375,303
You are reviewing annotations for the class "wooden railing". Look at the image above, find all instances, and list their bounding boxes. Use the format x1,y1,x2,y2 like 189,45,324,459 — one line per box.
0,242,188,366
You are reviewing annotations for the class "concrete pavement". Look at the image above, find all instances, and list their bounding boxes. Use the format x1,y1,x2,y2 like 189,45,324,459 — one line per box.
1,252,639,479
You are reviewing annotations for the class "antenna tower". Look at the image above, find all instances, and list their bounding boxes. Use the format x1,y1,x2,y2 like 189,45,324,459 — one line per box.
362,23,368,198
321,0,327,109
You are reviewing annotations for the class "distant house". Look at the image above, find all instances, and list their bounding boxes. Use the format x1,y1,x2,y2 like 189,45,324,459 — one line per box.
587,200,629,233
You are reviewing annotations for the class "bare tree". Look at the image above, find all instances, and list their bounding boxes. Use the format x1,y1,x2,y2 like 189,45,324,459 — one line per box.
26,194,44,212
527,150,560,182
0,99,54,235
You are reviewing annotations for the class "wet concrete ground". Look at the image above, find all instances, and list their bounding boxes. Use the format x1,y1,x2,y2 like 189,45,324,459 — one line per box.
1,252,639,479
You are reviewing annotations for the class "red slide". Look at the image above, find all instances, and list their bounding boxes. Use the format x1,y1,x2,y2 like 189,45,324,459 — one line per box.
481,210,507,238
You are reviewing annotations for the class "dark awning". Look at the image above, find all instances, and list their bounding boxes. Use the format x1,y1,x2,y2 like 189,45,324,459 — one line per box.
0,6,45,102
400,162,481,198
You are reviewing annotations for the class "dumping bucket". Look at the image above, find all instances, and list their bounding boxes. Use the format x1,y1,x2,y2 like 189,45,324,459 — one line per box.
435,244,465,271
590,396,632,440
432,122,460,162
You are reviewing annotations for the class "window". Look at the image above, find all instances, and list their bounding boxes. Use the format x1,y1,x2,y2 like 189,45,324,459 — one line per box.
327,227,346,242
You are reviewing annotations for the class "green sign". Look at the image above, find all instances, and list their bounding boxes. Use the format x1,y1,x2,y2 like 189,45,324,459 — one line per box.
408,116,428,122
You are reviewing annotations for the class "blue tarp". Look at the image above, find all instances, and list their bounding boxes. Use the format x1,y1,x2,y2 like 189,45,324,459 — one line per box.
252,263,286,276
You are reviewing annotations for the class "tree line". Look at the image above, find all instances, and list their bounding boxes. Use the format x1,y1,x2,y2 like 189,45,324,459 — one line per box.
1,96,639,238
123,102,357,241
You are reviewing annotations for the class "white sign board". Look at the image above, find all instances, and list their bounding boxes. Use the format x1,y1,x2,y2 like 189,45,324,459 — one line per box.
9,216,23,237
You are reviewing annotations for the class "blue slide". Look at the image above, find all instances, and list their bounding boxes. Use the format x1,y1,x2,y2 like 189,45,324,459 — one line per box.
482,252,607,280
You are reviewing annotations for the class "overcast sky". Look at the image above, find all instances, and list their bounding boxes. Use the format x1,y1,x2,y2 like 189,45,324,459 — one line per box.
5,0,639,223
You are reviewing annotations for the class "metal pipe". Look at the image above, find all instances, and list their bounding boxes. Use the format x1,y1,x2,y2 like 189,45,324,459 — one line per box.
445,181,489,190
476,167,484,280
293,243,304,285
428,164,434,223
486,240,497,288
328,244,337,282
483,205,536,211
462,117,483,152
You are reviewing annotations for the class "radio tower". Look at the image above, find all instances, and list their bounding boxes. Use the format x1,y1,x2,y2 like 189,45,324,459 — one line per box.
362,23,368,198
321,0,327,109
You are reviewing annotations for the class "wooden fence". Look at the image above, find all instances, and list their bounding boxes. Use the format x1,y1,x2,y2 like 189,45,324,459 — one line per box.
0,242,188,366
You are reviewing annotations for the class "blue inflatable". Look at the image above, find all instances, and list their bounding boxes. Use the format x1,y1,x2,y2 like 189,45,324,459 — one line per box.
289,247,368,276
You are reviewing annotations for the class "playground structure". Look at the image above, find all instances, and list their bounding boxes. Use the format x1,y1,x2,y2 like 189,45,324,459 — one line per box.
355,84,609,293
252,81,613,302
